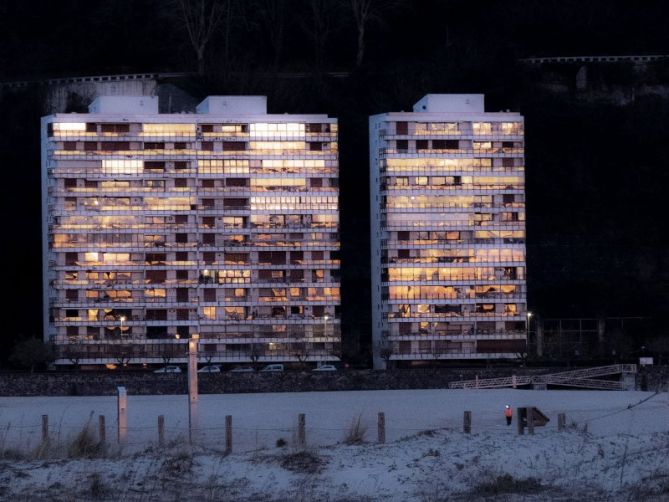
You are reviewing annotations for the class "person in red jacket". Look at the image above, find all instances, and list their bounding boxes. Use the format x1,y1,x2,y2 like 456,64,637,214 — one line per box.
504,405,513,425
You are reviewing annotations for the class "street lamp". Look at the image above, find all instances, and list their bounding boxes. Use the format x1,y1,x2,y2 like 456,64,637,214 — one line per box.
119,315,127,337
526,311,533,339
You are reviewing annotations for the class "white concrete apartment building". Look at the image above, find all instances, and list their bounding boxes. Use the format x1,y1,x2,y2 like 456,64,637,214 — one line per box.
370,94,527,368
42,95,340,366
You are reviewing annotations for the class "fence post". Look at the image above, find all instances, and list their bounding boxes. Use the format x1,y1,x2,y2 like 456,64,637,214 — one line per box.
517,407,525,435
377,412,385,443
188,334,199,444
512,374,517,389
527,406,535,435
558,413,566,432
117,386,127,444
225,415,232,454
475,375,479,389
158,415,165,447
98,415,106,445
463,411,472,433
41,415,49,443
297,413,306,447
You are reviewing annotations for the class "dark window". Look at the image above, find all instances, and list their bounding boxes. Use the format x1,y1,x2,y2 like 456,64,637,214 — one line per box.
226,178,247,187
176,289,189,302
176,251,188,261
63,142,77,151
145,161,165,171
65,253,78,265
146,309,167,321
174,215,188,224
309,142,323,151
396,140,408,151
201,142,214,151
223,198,248,208
416,140,428,151
310,178,323,188
202,234,215,245
176,270,188,280
84,142,97,151
204,289,216,302
396,122,408,135
176,309,189,320
203,252,216,264
146,270,166,284
144,142,164,150
175,233,188,244
397,231,410,241
223,142,246,151
174,178,187,188
175,161,188,170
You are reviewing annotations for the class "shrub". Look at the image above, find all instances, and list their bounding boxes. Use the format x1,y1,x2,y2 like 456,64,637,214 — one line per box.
343,414,367,445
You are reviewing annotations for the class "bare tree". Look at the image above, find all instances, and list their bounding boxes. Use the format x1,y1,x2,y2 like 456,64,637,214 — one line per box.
350,0,404,68
303,0,338,70
175,0,230,75
253,0,288,70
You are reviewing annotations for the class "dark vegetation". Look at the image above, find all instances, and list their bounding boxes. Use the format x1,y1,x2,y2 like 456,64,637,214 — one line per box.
1,1,668,365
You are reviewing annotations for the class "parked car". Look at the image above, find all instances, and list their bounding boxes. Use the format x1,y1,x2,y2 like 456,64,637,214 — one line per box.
153,365,181,374
197,365,221,374
260,364,284,372
312,364,337,372
229,366,255,373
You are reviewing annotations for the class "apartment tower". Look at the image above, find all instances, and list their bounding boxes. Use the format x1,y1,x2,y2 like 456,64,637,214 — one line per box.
43,95,340,366
370,94,527,368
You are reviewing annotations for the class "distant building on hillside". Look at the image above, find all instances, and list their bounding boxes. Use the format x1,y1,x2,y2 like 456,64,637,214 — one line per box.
42,95,340,366
369,94,527,368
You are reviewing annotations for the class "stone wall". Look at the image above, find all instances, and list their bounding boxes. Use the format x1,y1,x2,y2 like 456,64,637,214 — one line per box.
0,366,663,397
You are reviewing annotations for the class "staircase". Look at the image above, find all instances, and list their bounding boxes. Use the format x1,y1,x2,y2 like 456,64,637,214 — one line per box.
448,364,637,390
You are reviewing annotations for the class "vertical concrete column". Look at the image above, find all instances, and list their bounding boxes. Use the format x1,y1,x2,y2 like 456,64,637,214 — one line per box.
117,386,127,444
463,411,472,433
188,334,199,444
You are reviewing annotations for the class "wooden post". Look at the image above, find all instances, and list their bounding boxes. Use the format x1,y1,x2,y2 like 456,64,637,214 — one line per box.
188,334,199,444
377,412,385,443
463,411,471,434
517,407,524,435
41,415,49,443
117,386,127,444
158,415,165,447
527,406,535,435
558,413,566,432
225,415,232,454
98,415,106,445
297,413,306,447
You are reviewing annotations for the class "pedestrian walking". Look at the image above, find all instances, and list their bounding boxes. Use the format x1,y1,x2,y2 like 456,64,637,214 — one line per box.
504,405,513,425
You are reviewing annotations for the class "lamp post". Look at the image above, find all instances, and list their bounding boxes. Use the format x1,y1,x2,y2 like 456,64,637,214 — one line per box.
323,315,329,364
526,311,533,341
119,315,127,338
